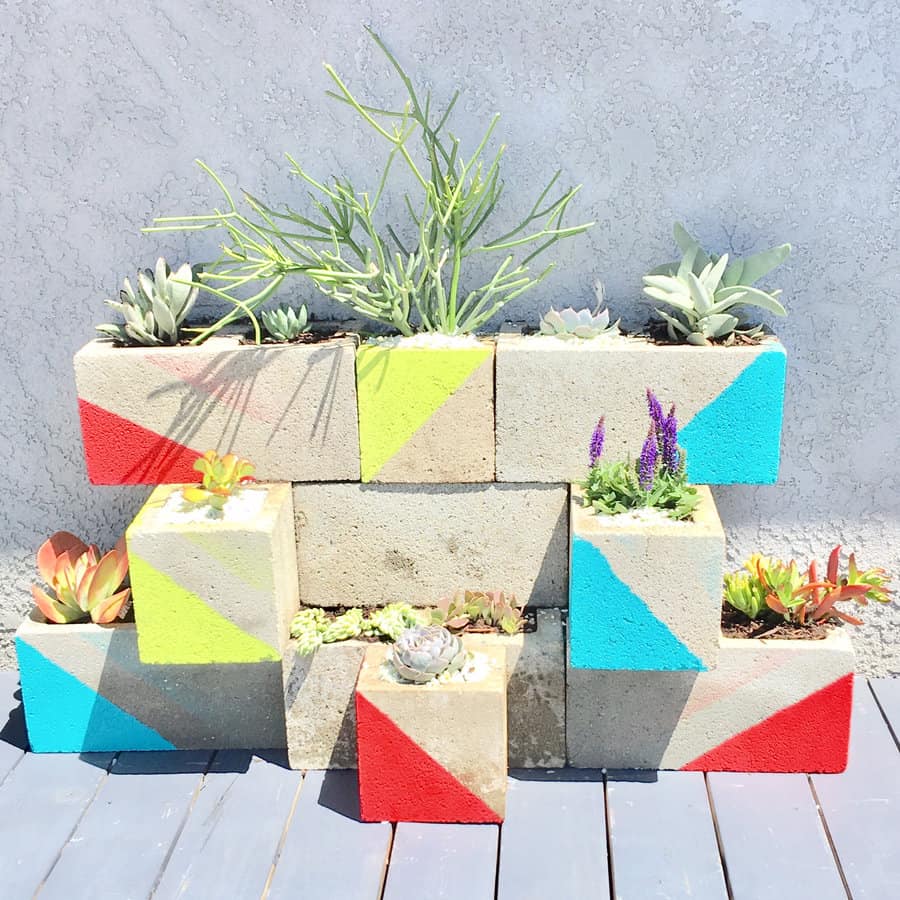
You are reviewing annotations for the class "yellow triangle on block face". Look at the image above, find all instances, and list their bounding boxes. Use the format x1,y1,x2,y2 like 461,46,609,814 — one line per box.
356,345,491,482
130,554,281,665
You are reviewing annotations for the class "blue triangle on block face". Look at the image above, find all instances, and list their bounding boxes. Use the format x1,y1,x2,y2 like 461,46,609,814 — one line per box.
680,347,787,485
569,537,706,671
15,638,175,753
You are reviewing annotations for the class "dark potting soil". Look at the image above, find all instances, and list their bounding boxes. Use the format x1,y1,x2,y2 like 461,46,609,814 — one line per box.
720,602,832,641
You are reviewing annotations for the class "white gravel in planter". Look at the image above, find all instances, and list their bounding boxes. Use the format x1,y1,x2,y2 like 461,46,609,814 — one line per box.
160,486,268,524
582,506,693,527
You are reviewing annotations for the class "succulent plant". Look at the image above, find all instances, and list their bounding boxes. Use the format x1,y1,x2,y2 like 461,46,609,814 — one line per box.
97,257,199,346
290,603,419,655
31,532,131,625
182,450,255,512
321,607,364,643
539,281,620,339
432,589,525,635
361,602,419,641
390,625,467,683
642,223,790,345
261,304,311,342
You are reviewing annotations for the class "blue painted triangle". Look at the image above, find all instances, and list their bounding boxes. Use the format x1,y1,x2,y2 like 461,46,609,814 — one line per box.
15,638,175,752
569,537,706,670
680,346,787,485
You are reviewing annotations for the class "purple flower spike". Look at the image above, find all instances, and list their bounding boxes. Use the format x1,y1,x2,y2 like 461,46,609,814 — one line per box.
589,416,605,467
646,389,665,435
638,425,658,490
661,404,680,474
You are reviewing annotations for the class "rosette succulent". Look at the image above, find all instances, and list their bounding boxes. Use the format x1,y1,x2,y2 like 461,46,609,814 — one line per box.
261,304,310,342
390,625,466,683
539,281,620,339
182,450,256,512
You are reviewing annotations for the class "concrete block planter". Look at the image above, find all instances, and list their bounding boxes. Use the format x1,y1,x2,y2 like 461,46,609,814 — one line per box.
569,486,724,671
356,340,494,482
15,609,285,752
73,335,360,484
495,334,787,484
293,482,568,608
566,628,854,772
356,642,507,823
466,609,566,767
127,483,299,665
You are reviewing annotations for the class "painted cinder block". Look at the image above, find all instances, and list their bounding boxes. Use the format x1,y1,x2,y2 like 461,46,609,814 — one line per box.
566,629,854,772
569,486,724,671
127,483,299,665
15,609,286,752
466,609,566,768
282,638,368,770
495,334,787,484
73,335,360,484
293,482,568,608
356,643,507,823
356,341,494,482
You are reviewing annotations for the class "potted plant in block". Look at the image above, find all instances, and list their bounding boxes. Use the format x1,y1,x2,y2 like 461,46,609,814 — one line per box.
356,625,507,823
75,257,360,485
568,390,725,672
150,28,592,483
495,224,790,485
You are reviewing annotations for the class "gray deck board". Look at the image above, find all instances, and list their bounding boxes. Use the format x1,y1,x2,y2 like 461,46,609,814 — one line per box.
152,751,302,900
384,822,498,900
0,751,114,899
608,770,727,900
497,771,609,900
708,772,846,900
870,677,900,746
0,671,26,784
38,751,211,900
266,769,392,900
812,679,900,898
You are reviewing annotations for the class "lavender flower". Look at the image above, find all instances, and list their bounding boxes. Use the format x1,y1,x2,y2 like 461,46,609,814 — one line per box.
589,416,605,467
646,388,665,449
661,404,680,474
638,425,658,490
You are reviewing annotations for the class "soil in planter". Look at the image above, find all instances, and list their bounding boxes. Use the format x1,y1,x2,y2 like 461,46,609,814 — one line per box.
238,326,352,346
720,603,832,641
642,319,768,347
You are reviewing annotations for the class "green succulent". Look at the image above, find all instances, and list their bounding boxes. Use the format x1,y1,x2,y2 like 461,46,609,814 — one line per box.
361,602,419,641
261,304,311,342
290,603,420,655
390,625,466,683
642,223,790,345
432,589,525,635
580,459,699,521
97,257,198,346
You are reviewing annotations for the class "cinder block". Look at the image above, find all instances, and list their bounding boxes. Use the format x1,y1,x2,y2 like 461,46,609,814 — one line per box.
293,482,568,608
569,486,724,671
566,629,854,772
127,483,299,664
15,609,285,752
356,341,494,482
495,334,787,484
467,609,566,767
74,335,360,484
356,643,507,823
282,638,368,769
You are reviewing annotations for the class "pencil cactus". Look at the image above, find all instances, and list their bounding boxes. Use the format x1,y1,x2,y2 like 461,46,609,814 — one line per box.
390,625,466,683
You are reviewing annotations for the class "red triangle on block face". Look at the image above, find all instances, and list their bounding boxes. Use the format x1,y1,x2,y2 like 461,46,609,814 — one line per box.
682,673,854,773
355,692,502,824
78,399,203,485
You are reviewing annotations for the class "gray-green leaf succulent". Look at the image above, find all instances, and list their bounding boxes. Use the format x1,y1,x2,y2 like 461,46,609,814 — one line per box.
390,625,466,683
261,304,310,342
642,223,790,346
97,258,198,346
539,280,621,339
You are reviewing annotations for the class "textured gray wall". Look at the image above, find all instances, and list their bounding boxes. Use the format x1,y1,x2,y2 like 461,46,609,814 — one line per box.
2,1,898,672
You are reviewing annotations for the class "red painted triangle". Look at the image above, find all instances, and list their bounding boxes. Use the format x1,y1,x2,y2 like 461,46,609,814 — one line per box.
78,399,202,485
355,692,502,824
682,673,853,773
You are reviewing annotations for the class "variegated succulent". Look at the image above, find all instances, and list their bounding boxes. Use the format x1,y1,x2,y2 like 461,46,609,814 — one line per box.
539,281,620,339
390,625,466,683
432,589,525,635
182,450,255,512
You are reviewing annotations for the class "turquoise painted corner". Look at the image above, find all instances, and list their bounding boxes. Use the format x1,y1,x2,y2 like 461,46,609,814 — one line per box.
680,346,787,485
569,537,706,671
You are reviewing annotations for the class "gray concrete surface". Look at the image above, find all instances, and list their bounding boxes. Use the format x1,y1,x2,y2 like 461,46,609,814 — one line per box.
2,1,898,672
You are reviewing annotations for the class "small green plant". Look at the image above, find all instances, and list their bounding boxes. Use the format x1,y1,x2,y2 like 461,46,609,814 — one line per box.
390,625,466,683
182,450,255,512
642,223,790,345
539,281,620,339
579,389,699,521
724,547,892,627
261,304,310,342
290,602,418,655
147,28,592,339
97,258,199,346
432,589,525,635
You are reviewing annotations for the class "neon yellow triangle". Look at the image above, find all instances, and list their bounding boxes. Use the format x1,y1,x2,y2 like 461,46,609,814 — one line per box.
130,554,280,664
356,345,491,482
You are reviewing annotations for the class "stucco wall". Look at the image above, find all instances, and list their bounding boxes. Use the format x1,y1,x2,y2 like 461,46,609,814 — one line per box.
2,1,898,673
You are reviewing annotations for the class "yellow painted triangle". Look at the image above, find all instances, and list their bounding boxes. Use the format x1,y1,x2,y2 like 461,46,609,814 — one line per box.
130,554,280,664
356,345,491,482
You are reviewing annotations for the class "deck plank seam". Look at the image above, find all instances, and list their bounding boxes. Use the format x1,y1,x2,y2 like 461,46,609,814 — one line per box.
259,768,305,900
602,771,615,900
806,775,853,900
703,772,735,900
867,680,900,752
377,823,398,900
0,748,26,791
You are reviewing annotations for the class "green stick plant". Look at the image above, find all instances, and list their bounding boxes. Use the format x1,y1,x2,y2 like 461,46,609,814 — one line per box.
147,28,592,339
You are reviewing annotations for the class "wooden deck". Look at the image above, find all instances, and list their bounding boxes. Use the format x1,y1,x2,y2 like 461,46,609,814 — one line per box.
1,674,898,899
